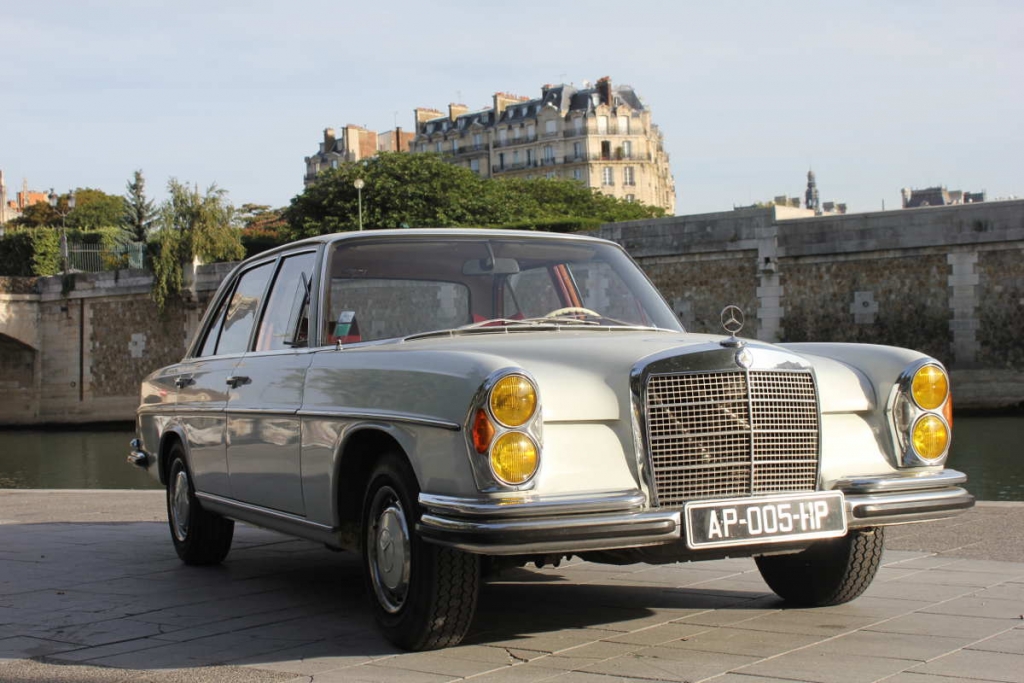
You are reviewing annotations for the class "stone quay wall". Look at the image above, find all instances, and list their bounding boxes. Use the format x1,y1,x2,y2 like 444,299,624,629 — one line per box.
0,264,233,426
1,199,1022,425
595,199,1024,409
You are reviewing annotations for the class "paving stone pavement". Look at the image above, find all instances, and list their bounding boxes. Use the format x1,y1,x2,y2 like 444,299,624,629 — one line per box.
1,490,1022,683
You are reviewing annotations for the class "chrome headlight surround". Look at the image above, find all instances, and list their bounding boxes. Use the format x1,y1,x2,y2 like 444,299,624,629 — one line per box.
888,359,952,467
462,368,543,492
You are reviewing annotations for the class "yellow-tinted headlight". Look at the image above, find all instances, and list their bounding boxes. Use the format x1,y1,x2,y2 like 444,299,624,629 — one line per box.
912,414,949,460
489,375,537,427
911,365,948,410
490,432,538,485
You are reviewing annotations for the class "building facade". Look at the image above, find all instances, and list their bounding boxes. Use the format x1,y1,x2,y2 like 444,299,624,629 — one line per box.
902,186,986,208
0,171,50,227
303,126,414,187
411,77,675,213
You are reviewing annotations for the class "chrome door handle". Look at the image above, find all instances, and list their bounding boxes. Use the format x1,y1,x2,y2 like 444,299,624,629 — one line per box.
174,376,194,388
226,375,251,389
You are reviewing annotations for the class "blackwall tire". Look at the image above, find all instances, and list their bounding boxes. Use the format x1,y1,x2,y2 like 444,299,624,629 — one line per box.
166,443,234,566
361,453,479,651
755,527,885,606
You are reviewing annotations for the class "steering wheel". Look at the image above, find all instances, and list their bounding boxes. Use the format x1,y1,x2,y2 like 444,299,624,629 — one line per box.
544,306,602,319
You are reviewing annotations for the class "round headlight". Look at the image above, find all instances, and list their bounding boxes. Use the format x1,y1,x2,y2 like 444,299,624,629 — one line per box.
912,414,949,460
911,365,948,410
489,375,537,427
490,432,538,485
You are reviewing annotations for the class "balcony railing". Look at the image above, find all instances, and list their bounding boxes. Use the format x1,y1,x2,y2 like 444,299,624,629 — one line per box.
563,151,651,163
455,144,488,156
493,135,538,149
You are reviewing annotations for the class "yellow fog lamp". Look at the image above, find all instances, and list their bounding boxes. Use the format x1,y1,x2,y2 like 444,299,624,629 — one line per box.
490,432,539,485
911,365,948,410
489,375,537,427
912,414,949,461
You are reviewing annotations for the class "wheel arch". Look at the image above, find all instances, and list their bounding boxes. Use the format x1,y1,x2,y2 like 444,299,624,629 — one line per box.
157,426,190,486
334,426,412,527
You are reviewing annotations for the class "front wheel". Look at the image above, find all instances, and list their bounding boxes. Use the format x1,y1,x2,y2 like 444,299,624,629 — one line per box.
755,527,885,606
166,444,234,566
361,453,479,651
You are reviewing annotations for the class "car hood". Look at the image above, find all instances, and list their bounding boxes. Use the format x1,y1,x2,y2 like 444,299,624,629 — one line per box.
388,329,875,421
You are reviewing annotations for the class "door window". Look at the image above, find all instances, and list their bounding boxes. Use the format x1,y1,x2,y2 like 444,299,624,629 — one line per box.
216,262,275,355
255,252,316,351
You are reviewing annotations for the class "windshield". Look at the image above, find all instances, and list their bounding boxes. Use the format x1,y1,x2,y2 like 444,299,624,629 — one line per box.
320,235,682,345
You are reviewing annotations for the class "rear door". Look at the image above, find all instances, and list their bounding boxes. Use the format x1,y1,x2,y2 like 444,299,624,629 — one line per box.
176,261,276,497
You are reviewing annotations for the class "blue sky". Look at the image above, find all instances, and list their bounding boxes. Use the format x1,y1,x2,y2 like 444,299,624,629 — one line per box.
3,1,1021,215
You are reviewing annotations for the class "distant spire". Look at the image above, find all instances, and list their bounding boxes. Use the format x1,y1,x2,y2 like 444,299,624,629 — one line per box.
805,169,820,215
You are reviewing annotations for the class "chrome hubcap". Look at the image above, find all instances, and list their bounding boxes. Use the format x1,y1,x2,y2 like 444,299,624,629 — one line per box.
170,468,190,542
368,486,411,613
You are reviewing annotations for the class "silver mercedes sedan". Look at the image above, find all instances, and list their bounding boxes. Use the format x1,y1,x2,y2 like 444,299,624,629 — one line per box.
130,229,973,650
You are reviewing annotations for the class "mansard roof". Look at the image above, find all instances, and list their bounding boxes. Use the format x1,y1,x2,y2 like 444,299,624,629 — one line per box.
418,80,646,134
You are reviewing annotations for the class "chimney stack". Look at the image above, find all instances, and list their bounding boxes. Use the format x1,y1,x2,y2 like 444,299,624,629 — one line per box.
414,107,444,130
449,103,468,121
492,92,527,120
322,128,336,154
596,76,612,105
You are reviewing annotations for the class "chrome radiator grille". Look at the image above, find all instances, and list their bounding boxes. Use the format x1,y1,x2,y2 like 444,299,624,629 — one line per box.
644,370,819,508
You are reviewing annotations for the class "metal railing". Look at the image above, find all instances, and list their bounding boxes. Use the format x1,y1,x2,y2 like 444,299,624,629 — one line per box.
68,241,146,272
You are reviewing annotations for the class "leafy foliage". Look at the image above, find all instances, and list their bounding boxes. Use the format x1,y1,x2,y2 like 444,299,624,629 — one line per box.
0,228,61,276
122,170,158,242
66,188,125,231
150,179,245,309
284,152,664,238
8,201,58,228
236,204,290,257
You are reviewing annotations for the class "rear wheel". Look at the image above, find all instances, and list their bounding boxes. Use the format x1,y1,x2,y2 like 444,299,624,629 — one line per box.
166,443,234,566
755,527,885,606
361,453,479,650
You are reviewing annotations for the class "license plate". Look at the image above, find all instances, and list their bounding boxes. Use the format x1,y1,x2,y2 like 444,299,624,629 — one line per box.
684,491,846,549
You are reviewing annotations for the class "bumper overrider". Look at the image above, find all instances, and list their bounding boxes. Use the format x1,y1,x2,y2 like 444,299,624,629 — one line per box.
417,469,974,556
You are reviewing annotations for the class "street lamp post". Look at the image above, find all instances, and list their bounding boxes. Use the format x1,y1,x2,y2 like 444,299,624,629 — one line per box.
48,188,76,275
353,178,365,231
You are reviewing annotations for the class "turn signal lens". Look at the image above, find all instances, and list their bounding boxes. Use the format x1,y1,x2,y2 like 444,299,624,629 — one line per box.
912,415,949,460
911,365,948,410
471,409,495,454
489,375,537,427
490,432,538,485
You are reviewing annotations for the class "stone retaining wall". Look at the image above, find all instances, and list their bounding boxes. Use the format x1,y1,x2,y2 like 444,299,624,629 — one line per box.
1,200,1022,425
595,199,1024,409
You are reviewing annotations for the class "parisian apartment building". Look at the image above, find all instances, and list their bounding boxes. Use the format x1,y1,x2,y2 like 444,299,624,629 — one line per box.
304,77,676,213
303,125,416,187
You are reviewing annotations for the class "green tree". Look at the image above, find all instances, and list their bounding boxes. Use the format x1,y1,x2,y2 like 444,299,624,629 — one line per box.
150,179,245,309
122,170,157,242
285,152,665,238
285,152,491,238
8,201,58,228
66,188,125,231
237,204,289,257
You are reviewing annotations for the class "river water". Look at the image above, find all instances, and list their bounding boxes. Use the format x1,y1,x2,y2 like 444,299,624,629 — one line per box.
0,416,1019,500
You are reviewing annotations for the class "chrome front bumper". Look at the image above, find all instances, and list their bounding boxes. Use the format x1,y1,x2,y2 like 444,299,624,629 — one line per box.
417,470,974,556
